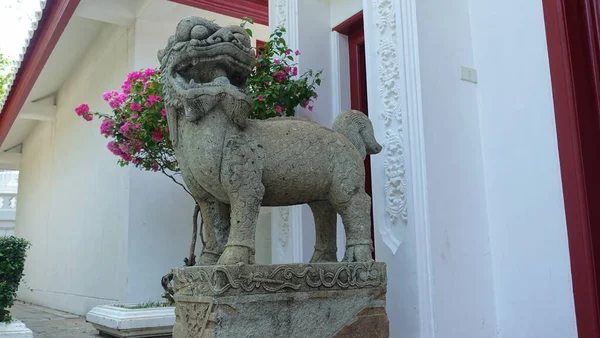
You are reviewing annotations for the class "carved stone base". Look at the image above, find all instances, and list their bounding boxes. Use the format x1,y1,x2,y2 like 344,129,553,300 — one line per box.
171,262,389,338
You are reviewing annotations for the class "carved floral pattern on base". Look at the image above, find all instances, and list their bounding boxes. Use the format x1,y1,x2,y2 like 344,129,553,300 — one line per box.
172,262,387,297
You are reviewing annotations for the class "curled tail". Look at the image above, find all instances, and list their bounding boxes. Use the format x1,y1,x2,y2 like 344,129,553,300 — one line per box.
332,110,382,159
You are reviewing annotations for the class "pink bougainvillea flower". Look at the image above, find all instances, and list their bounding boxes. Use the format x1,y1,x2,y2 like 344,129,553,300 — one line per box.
308,106,314,112
134,123,141,129
148,95,161,104
285,66,291,73
313,94,318,99
119,122,130,134
152,130,164,142
295,50,301,56
83,113,93,121
144,68,156,77
100,118,114,136
285,49,291,55
303,99,310,106
102,91,115,101
128,71,142,81
273,70,286,82
292,67,298,76
274,59,281,64
130,103,142,112
107,141,120,155
121,152,132,162
161,108,167,117
121,82,132,94
257,95,264,101
74,104,90,116
275,106,283,113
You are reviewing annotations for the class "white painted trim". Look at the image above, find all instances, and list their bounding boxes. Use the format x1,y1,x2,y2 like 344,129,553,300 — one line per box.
396,0,436,335
289,205,303,263
86,305,174,337
0,321,33,338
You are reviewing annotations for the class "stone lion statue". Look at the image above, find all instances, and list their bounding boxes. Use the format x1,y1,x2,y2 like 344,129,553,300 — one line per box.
158,17,382,265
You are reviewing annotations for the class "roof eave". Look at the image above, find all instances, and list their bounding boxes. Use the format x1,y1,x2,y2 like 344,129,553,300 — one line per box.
0,0,81,147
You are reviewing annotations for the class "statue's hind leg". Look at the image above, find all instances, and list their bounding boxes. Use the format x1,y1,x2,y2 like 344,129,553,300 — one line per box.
330,163,374,262
336,191,374,262
197,198,230,265
309,201,338,263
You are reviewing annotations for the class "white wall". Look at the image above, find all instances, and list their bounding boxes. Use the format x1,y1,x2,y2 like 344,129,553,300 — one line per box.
329,0,362,27
414,1,499,337
16,23,132,315
468,1,577,337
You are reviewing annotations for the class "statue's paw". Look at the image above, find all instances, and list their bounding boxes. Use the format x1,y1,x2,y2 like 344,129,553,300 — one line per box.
217,245,252,265
342,244,374,263
197,251,220,265
309,249,338,263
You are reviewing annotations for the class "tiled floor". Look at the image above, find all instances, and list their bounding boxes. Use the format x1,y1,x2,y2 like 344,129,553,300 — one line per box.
9,301,100,337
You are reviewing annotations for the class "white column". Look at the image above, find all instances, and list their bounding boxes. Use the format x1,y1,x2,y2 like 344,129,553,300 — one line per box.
363,0,434,336
268,0,335,263
268,0,305,264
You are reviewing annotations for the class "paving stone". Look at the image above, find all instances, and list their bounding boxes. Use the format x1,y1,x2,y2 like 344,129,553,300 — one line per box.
9,301,100,338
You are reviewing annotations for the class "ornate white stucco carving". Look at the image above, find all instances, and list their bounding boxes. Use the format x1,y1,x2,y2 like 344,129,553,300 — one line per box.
278,206,290,247
273,0,287,28
370,0,408,253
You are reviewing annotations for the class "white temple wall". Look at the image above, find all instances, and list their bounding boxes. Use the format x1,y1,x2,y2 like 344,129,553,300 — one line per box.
15,23,132,315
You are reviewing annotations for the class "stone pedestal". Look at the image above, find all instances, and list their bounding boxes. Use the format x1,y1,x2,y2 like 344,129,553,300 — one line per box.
171,262,388,338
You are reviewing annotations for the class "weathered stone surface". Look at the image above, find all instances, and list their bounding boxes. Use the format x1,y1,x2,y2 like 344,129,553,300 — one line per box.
157,17,382,266
171,262,389,338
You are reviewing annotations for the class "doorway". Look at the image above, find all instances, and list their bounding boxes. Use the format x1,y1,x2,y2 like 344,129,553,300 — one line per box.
543,0,600,336
333,11,375,258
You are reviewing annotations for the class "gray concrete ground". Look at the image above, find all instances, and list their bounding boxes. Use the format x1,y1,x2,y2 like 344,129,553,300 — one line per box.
9,301,100,338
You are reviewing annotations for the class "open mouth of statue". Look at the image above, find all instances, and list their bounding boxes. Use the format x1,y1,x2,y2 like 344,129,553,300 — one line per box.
172,45,252,93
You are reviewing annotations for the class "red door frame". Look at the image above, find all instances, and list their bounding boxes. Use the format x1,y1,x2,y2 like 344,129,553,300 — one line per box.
333,12,375,257
543,0,600,336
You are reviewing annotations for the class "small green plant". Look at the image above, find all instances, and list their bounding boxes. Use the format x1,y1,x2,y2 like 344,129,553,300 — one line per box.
0,236,31,323
115,301,170,309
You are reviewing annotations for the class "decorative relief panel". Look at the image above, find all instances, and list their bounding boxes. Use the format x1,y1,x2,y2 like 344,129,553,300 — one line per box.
371,0,408,253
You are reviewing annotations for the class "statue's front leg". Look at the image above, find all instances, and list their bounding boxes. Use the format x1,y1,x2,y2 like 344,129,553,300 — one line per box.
197,198,230,265
217,135,265,265
217,183,264,265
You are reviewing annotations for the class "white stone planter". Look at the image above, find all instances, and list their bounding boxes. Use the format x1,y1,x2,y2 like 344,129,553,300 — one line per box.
86,305,174,337
0,321,33,338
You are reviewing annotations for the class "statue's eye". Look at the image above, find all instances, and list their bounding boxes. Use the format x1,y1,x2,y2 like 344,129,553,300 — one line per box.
233,33,249,47
191,25,210,41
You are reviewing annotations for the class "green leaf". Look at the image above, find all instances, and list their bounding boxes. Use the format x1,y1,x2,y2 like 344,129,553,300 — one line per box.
245,28,253,37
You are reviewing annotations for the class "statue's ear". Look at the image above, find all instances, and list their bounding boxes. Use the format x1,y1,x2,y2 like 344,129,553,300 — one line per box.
228,98,250,130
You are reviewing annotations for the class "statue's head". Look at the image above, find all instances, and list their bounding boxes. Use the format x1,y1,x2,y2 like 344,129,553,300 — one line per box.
158,17,255,128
